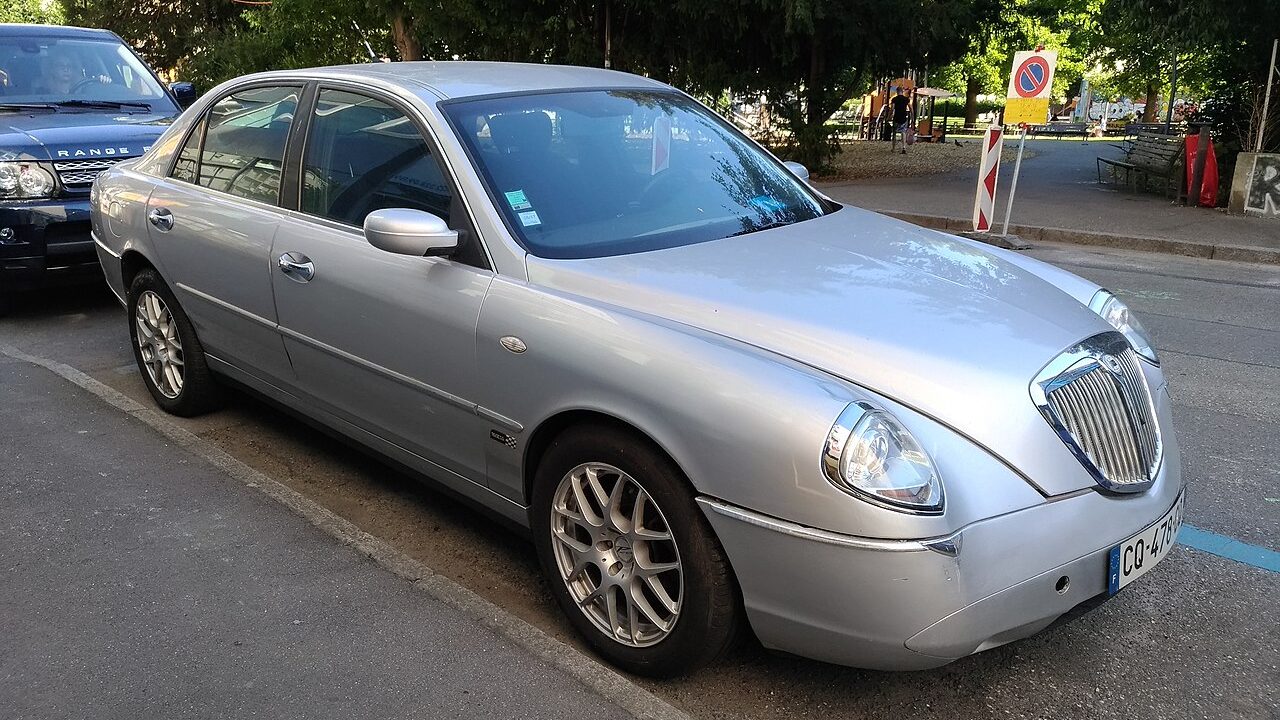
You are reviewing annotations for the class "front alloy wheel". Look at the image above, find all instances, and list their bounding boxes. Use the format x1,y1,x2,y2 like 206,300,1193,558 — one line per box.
550,462,684,647
532,425,739,677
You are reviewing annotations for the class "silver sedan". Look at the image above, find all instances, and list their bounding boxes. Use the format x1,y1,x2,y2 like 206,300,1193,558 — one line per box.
91,62,1184,677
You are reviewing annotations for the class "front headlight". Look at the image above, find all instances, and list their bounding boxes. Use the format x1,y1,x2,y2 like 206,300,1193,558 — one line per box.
822,402,944,512
0,161,56,199
1089,289,1157,364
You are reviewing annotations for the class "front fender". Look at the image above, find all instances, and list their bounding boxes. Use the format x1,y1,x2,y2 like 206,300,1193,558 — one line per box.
475,276,1044,539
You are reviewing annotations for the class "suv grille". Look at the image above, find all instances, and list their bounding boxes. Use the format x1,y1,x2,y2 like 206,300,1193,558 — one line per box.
1033,333,1162,493
53,157,128,188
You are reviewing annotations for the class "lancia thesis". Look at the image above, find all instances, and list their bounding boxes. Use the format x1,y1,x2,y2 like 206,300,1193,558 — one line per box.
90,63,1183,676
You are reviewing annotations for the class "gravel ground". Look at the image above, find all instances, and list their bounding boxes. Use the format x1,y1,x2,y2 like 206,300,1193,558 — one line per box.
816,140,1036,181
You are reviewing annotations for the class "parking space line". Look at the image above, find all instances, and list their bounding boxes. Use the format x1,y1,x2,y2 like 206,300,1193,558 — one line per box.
1180,525,1280,573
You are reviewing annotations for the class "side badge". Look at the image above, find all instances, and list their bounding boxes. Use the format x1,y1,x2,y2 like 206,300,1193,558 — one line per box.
490,429,518,449
500,336,527,354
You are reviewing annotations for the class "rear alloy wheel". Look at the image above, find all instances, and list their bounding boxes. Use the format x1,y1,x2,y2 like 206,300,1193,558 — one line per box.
532,425,739,677
135,289,185,399
127,268,220,416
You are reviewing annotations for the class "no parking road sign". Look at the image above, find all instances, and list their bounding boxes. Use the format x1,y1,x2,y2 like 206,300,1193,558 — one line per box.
1004,50,1058,125
1012,55,1053,98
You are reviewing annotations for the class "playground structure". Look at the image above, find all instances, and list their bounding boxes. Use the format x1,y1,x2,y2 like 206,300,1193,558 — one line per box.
854,77,957,143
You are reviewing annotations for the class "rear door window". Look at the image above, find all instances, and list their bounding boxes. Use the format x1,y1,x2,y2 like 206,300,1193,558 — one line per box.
195,85,300,204
300,88,451,226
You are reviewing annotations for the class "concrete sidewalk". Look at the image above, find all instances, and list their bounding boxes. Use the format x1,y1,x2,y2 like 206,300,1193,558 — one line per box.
0,358,659,720
817,139,1280,264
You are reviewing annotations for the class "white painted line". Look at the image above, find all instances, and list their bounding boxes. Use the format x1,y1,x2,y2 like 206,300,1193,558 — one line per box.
0,341,693,720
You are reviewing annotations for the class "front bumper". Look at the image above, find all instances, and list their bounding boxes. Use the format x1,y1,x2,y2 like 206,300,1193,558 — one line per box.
0,196,102,292
698,437,1184,670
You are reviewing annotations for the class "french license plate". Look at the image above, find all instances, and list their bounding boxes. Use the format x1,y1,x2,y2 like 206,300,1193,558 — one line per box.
1108,491,1185,595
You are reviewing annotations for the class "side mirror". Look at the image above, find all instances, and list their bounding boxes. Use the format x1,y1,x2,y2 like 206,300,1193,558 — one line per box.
783,161,810,182
364,208,458,257
169,81,198,109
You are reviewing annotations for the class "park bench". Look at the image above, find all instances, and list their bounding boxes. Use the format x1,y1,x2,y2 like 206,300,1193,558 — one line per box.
1097,131,1183,197
1029,122,1088,139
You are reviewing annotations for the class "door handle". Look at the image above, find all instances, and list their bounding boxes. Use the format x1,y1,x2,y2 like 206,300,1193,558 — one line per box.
277,252,315,282
147,207,174,232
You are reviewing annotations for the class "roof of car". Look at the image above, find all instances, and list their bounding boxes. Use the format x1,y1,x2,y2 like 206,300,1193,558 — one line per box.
0,24,120,40
291,61,668,101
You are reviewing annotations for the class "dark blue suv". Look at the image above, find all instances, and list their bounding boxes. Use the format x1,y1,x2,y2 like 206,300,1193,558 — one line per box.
0,24,194,313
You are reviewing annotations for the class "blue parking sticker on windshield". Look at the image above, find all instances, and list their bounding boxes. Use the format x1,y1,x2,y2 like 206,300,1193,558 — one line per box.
518,210,542,227
750,195,787,213
505,189,532,211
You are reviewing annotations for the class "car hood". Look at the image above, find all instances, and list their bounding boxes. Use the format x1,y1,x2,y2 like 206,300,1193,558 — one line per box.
526,206,1114,496
1,109,175,161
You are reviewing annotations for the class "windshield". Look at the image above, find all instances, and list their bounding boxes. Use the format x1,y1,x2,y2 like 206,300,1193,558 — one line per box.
0,34,176,111
443,90,827,259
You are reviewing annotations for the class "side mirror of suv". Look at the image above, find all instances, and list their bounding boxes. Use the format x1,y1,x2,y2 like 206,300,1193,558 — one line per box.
169,82,198,109
364,208,459,257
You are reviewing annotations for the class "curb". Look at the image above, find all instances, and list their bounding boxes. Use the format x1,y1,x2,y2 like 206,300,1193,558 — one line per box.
873,209,1280,266
0,342,695,720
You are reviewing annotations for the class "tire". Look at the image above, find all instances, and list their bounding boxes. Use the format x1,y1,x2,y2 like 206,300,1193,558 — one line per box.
127,268,220,416
531,424,739,677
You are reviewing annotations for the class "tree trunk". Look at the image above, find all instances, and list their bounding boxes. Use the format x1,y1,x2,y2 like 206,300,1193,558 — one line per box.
964,76,980,128
1142,81,1160,123
391,8,422,61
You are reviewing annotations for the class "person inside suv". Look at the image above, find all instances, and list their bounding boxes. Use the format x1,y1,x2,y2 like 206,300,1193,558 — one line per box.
31,48,112,96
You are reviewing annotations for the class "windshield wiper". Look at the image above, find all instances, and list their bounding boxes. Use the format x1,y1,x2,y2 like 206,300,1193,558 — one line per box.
0,103,57,112
54,99,152,111
729,220,793,237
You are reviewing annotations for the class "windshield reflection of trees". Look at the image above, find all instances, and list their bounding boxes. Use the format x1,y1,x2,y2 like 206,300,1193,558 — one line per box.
612,90,815,235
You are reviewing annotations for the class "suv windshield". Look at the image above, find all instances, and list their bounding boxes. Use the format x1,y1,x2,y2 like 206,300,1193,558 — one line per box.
0,34,176,111
444,90,827,259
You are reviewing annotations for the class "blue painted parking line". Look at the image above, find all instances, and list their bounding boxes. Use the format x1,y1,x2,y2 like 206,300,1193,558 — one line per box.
1178,525,1280,573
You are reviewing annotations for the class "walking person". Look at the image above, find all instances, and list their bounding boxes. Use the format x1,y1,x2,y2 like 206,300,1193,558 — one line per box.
890,88,912,154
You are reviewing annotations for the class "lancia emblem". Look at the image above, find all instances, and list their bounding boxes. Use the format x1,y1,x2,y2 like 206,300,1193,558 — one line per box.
1100,354,1124,374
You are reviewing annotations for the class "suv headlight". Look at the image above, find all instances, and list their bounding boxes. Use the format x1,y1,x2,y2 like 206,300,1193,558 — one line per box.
822,402,944,512
1089,289,1157,364
0,161,57,199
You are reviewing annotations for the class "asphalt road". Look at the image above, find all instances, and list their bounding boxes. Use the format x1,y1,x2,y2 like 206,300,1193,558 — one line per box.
1,240,1277,719
0,358,640,719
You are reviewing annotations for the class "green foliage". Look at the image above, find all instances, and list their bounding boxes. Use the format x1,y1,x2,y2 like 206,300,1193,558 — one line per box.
59,0,243,72
2,0,65,24
1101,0,1280,153
932,0,1098,106
934,97,1005,115
178,0,388,89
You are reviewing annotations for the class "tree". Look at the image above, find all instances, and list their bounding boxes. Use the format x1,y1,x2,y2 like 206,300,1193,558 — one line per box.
60,0,243,72
178,0,390,88
933,0,1097,126
1100,0,1280,157
2,0,65,24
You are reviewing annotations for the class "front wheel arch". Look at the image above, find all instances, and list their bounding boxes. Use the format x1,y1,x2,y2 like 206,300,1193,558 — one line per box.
523,409,689,511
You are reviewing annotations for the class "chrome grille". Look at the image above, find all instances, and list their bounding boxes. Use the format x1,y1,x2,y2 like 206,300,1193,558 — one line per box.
53,157,128,187
1033,333,1162,493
